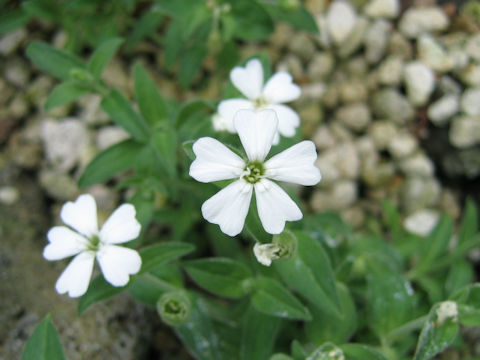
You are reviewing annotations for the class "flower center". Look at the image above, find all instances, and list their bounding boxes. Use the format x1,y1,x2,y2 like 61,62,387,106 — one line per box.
253,96,269,109
87,234,100,251
243,161,265,184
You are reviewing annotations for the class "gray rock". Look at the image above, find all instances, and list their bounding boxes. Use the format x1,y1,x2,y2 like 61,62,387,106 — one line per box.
299,102,324,136
307,53,335,81
337,17,369,58
41,118,89,171
4,58,30,88
403,61,435,107
362,161,396,186
369,120,397,149
345,56,369,77
78,94,112,125
388,132,418,158
288,33,316,61
461,88,480,116
278,54,304,80
461,65,480,87
0,186,20,205
365,19,392,64
364,0,400,19
270,23,295,49
314,158,340,186
371,88,415,124
300,83,327,103
439,76,461,95
311,180,358,211
377,56,404,86
340,205,365,228
330,122,354,142
26,76,54,109
336,102,371,132
402,176,440,213
339,80,368,103
403,209,440,236
326,0,357,45
466,33,480,61
449,115,480,148
0,78,14,106
103,59,131,95
417,35,454,73
355,136,379,168
96,126,129,150
39,169,79,200
313,126,336,150
427,94,459,126
399,6,449,39
322,84,339,109
0,28,27,56
332,142,360,179
314,15,331,49
388,31,413,59
8,93,29,119
399,153,435,177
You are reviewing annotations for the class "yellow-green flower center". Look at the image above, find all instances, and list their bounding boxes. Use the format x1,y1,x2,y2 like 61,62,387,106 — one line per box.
243,161,265,184
253,96,269,109
87,234,100,251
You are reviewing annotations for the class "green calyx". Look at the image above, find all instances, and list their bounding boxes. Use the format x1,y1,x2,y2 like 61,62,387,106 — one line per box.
86,235,100,251
243,161,265,184
156,291,192,326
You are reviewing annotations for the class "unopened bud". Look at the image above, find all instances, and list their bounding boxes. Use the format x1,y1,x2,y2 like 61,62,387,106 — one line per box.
280,0,300,12
253,230,297,266
156,291,191,326
435,301,458,325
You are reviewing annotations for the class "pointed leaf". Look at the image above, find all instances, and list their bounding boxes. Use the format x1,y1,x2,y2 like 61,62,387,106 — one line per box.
45,81,90,110
78,275,128,315
139,242,195,274
340,344,388,360
459,198,478,244
151,125,177,178
88,37,124,79
22,315,65,360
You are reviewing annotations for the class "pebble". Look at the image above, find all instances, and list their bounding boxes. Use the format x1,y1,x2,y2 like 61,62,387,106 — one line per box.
388,132,418,158
403,61,436,107
326,0,357,45
417,35,453,73
466,33,480,61
288,33,316,61
388,31,413,60
403,209,439,236
399,153,435,177
364,0,400,19
337,17,369,58
39,169,79,200
0,28,27,56
96,126,130,150
460,64,480,87
0,186,20,205
377,56,404,86
362,161,396,187
427,94,459,126
449,115,480,148
313,126,336,150
365,19,392,64
402,177,441,213
369,121,397,150
460,88,480,116
78,94,110,125
399,6,449,39
307,53,335,81
339,80,368,103
336,102,371,132
372,89,415,124
4,58,30,88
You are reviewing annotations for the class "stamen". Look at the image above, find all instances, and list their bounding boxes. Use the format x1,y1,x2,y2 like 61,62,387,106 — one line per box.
242,161,265,184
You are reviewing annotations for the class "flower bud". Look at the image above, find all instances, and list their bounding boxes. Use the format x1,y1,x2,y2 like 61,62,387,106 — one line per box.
253,230,297,266
435,301,458,325
279,0,300,12
156,291,191,326
69,68,94,84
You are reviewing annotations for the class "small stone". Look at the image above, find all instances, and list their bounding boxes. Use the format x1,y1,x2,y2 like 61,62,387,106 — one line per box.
86,185,119,212
333,142,360,179
4,58,30,88
0,28,27,56
336,102,371,132
372,89,415,124
313,126,336,150
365,19,392,64
427,94,459,126
377,56,404,86
448,47,469,71
466,33,480,61
270,23,295,49
96,126,129,150
417,35,454,73
7,131,42,169
322,85,339,109
0,78,14,106
314,159,340,186
388,31,413,60
26,76,54,109
399,153,435,177
307,53,335,81
364,0,400,19
39,170,79,200
403,209,440,236
337,17,369,58
314,15,331,49
438,76,461,95
399,7,449,39
362,161,396,187
330,122,353,142
461,88,480,116
299,103,324,136
369,121,397,150
460,64,480,87
402,177,441,213
103,59,131,95
388,132,418,158
0,186,20,205
332,180,358,209
449,115,480,148
277,54,304,80
288,33,316,60
41,118,89,171
78,94,111,125
345,56,368,77
8,94,29,119
326,1,357,45
300,83,327,103
439,189,460,220
355,136,379,168
340,206,365,228
339,80,368,103
404,61,436,107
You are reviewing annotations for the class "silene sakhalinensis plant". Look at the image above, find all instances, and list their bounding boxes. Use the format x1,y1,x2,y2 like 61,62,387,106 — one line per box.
21,36,480,360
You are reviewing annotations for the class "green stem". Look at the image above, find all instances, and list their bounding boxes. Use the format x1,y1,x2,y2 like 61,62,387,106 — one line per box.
385,315,428,342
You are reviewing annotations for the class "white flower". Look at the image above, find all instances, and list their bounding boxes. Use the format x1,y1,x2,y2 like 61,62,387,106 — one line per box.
189,109,321,236
253,242,282,266
218,58,301,144
43,194,142,297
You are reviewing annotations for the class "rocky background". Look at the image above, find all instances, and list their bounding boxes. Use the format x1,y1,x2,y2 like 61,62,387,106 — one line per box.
1,0,480,358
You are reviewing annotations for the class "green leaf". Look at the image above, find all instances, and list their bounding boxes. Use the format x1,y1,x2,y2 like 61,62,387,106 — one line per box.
176,99,215,130
0,9,30,35
78,139,145,188
459,198,478,244
88,37,124,79
26,42,86,80
139,242,195,274
445,260,473,296
450,283,480,326
78,275,128,315
413,302,459,360
151,125,177,178
275,232,341,316
230,0,274,40
45,81,90,110
260,3,319,33
182,140,195,161
101,90,150,142
184,258,253,299
340,344,388,360
164,19,184,68
240,305,280,360
307,343,344,360
22,314,65,360
179,45,208,88
415,215,453,275
305,283,357,344
252,277,311,321
367,260,415,335
133,63,168,126
126,7,164,49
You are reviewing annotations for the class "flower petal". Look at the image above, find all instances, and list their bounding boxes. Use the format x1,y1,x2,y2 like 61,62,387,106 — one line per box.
97,245,142,287
230,58,264,100
44,226,89,260
60,194,98,238
234,109,278,162
189,137,245,183
201,179,253,237
265,141,321,186
218,99,254,132
55,251,95,298
255,179,302,234
267,104,300,137
262,72,301,103
99,204,141,244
